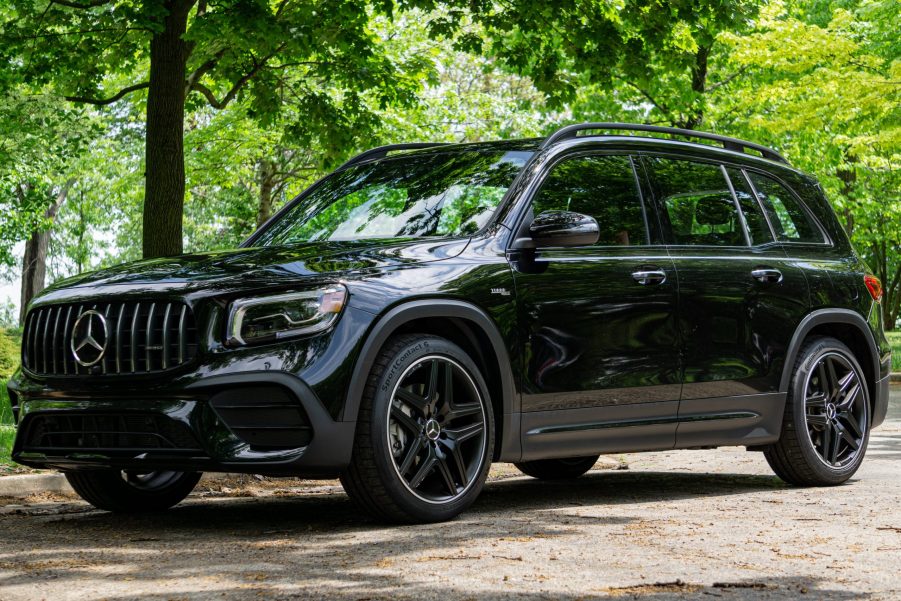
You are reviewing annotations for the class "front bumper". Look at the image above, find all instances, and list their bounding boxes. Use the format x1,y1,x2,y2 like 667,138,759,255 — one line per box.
8,371,354,477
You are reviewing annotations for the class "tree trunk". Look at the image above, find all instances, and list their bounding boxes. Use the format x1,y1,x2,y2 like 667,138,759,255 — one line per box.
679,45,710,130
256,158,276,228
143,0,194,258
19,180,74,323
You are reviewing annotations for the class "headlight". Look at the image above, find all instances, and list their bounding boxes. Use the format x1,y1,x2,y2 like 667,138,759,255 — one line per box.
226,285,347,346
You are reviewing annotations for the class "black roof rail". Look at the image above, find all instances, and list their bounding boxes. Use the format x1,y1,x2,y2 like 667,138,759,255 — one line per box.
540,122,789,165
336,142,450,171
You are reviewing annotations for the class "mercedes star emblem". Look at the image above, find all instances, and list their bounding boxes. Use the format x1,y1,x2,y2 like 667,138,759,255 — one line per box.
71,310,109,367
425,418,441,441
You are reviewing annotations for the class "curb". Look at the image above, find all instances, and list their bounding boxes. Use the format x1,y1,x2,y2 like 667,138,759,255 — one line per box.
0,473,74,498
891,373,901,383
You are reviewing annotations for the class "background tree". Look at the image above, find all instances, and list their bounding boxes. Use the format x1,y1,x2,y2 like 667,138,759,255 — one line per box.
0,92,99,320
2,0,428,258
718,0,900,329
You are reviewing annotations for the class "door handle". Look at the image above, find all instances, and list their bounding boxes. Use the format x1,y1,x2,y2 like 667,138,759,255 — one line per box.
751,267,783,284
632,269,667,286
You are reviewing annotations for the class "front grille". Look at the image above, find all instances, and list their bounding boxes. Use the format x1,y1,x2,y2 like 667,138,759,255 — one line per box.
22,301,199,376
22,413,202,452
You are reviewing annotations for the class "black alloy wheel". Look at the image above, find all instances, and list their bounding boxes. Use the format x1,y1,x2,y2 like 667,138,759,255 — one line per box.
341,334,494,523
387,355,487,502
765,337,870,486
802,352,868,468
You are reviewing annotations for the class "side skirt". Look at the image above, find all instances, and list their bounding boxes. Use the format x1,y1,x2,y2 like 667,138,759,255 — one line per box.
520,392,785,460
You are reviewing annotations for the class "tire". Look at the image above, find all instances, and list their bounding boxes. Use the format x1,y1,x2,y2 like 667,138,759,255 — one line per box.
340,334,495,523
64,470,202,512
514,455,600,480
764,336,870,486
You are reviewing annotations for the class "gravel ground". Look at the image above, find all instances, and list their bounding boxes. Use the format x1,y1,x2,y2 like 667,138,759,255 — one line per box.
1,386,899,601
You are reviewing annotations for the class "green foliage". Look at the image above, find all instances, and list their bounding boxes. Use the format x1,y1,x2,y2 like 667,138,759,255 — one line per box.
887,332,901,372
0,377,15,469
0,92,100,268
0,379,11,424
0,329,19,379
717,0,900,328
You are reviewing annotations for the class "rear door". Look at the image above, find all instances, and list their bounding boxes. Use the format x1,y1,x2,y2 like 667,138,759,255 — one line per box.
641,155,808,447
510,151,682,460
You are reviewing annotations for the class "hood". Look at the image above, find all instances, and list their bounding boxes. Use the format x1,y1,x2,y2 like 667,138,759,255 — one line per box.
36,238,469,303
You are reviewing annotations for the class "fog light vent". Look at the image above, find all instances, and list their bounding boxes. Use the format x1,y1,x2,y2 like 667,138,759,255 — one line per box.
209,385,312,450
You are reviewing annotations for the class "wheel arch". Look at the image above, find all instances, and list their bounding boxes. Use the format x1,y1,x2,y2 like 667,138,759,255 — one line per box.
342,299,521,462
781,309,879,415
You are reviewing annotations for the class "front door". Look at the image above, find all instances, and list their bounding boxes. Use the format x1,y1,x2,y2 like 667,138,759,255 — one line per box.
509,152,682,460
641,154,809,447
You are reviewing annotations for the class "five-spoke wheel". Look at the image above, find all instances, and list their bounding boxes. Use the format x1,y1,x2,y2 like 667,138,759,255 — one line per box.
802,352,868,468
388,356,488,503
341,335,494,523
765,337,870,486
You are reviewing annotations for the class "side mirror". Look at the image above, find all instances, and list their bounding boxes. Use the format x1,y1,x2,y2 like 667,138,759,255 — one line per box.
513,210,600,249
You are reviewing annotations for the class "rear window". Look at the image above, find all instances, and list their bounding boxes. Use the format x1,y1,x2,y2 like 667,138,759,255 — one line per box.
747,172,824,243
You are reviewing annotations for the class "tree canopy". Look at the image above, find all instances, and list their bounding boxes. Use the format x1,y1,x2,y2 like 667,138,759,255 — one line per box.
0,0,898,328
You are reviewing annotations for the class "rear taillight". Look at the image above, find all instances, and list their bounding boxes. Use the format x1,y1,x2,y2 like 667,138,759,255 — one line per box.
864,275,883,302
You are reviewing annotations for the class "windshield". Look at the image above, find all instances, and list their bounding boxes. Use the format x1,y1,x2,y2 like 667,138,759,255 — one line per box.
253,150,531,245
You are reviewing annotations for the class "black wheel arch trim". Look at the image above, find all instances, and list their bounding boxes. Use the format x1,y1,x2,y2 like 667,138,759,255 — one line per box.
342,299,521,462
781,308,880,397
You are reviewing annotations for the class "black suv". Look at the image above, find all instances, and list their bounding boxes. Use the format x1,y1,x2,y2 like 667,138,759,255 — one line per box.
8,123,892,523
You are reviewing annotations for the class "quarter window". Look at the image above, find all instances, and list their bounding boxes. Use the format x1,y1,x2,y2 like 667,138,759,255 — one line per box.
531,155,648,246
648,158,746,246
747,172,824,243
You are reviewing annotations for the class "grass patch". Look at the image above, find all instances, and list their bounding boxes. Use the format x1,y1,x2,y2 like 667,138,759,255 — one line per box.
887,331,901,372
1,378,15,466
0,425,14,467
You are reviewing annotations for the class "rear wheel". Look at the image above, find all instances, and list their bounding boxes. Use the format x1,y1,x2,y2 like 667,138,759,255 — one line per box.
341,335,494,523
514,455,600,480
64,470,201,512
764,337,870,486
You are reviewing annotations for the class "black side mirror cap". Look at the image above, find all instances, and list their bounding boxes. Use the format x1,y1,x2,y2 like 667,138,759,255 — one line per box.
517,210,599,249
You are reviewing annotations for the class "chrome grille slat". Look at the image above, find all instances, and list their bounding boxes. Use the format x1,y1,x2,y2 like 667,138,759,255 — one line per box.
177,305,187,365
145,302,156,373
22,300,197,377
130,301,140,373
31,310,41,373
115,304,125,374
102,304,112,375
62,306,73,375
42,308,50,373
51,307,61,374
161,303,172,370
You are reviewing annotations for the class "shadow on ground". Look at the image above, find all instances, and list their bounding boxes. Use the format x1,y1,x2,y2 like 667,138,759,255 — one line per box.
0,471,819,600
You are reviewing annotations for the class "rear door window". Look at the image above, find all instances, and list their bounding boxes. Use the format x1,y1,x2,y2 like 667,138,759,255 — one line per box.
646,157,746,246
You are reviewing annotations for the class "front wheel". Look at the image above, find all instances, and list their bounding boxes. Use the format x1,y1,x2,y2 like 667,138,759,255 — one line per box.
764,337,870,486
341,335,494,523
64,470,201,512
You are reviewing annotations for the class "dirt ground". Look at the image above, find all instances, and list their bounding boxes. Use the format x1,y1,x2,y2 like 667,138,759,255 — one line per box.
1,387,899,601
